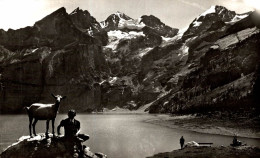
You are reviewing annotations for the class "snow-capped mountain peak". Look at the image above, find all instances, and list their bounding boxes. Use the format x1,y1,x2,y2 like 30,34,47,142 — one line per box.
193,5,236,24
100,11,132,30
114,11,129,19
182,5,238,40
189,5,238,28
199,5,216,17
108,11,132,22
100,11,178,37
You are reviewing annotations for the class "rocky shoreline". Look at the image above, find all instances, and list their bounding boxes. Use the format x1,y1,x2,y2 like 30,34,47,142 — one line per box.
0,134,106,158
147,145,260,158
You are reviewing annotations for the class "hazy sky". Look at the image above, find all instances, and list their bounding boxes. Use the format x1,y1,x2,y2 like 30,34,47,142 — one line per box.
0,0,258,30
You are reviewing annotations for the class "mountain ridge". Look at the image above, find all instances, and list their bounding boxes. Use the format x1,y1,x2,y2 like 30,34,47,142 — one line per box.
0,6,259,115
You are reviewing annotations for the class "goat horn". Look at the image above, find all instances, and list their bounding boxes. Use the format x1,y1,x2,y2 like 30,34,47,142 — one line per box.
51,93,56,98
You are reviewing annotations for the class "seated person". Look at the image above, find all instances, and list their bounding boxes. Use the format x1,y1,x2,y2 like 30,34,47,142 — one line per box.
57,109,89,141
232,136,242,146
57,109,89,157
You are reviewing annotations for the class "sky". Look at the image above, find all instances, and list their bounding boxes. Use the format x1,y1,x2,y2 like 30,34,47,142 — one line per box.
0,0,258,31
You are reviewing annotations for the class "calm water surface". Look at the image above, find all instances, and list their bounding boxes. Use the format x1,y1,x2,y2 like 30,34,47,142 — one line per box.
0,114,259,158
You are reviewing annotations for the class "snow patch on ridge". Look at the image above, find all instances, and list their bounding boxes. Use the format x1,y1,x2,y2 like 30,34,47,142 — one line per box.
200,6,216,17
115,11,123,18
178,45,189,58
100,21,107,28
161,36,173,42
114,11,129,19
138,47,153,57
228,14,249,23
107,30,145,40
32,48,39,53
176,26,189,39
160,36,177,46
191,6,216,27
105,30,145,50
160,27,189,46
118,17,145,30
193,21,202,27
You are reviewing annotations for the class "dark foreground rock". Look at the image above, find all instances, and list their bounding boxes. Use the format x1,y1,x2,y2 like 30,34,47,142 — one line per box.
147,145,260,158
0,134,106,158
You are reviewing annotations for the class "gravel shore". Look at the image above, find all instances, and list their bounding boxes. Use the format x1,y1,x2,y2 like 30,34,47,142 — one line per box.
147,146,260,158
145,114,260,138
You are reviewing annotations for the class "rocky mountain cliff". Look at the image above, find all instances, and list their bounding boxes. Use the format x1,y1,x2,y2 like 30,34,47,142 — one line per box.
0,6,259,115
0,7,108,113
146,6,260,114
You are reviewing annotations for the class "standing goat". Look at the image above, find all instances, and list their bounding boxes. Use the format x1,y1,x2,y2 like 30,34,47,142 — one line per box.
25,94,66,138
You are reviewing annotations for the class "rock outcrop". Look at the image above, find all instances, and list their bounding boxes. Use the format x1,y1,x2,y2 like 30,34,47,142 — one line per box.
0,134,106,158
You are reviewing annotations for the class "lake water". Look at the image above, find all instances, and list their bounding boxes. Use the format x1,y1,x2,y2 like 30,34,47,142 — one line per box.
0,114,259,158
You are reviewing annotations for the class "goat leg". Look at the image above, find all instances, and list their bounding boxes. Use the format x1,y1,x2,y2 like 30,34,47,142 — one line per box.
32,119,38,136
52,119,56,137
29,117,33,137
46,120,50,138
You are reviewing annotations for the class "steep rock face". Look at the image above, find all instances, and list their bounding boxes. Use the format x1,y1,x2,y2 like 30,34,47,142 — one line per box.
141,15,178,37
33,7,94,49
0,7,109,113
69,8,102,36
147,13,260,114
100,6,258,111
0,7,94,51
100,79,133,109
103,6,259,113
0,45,13,63
69,7,108,46
0,43,109,113
98,12,179,109
69,8,108,46
0,26,37,51
40,44,108,112
183,6,238,41
0,47,49,113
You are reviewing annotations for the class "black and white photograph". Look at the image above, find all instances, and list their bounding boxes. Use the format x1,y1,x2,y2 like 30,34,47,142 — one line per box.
0,0,260,157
